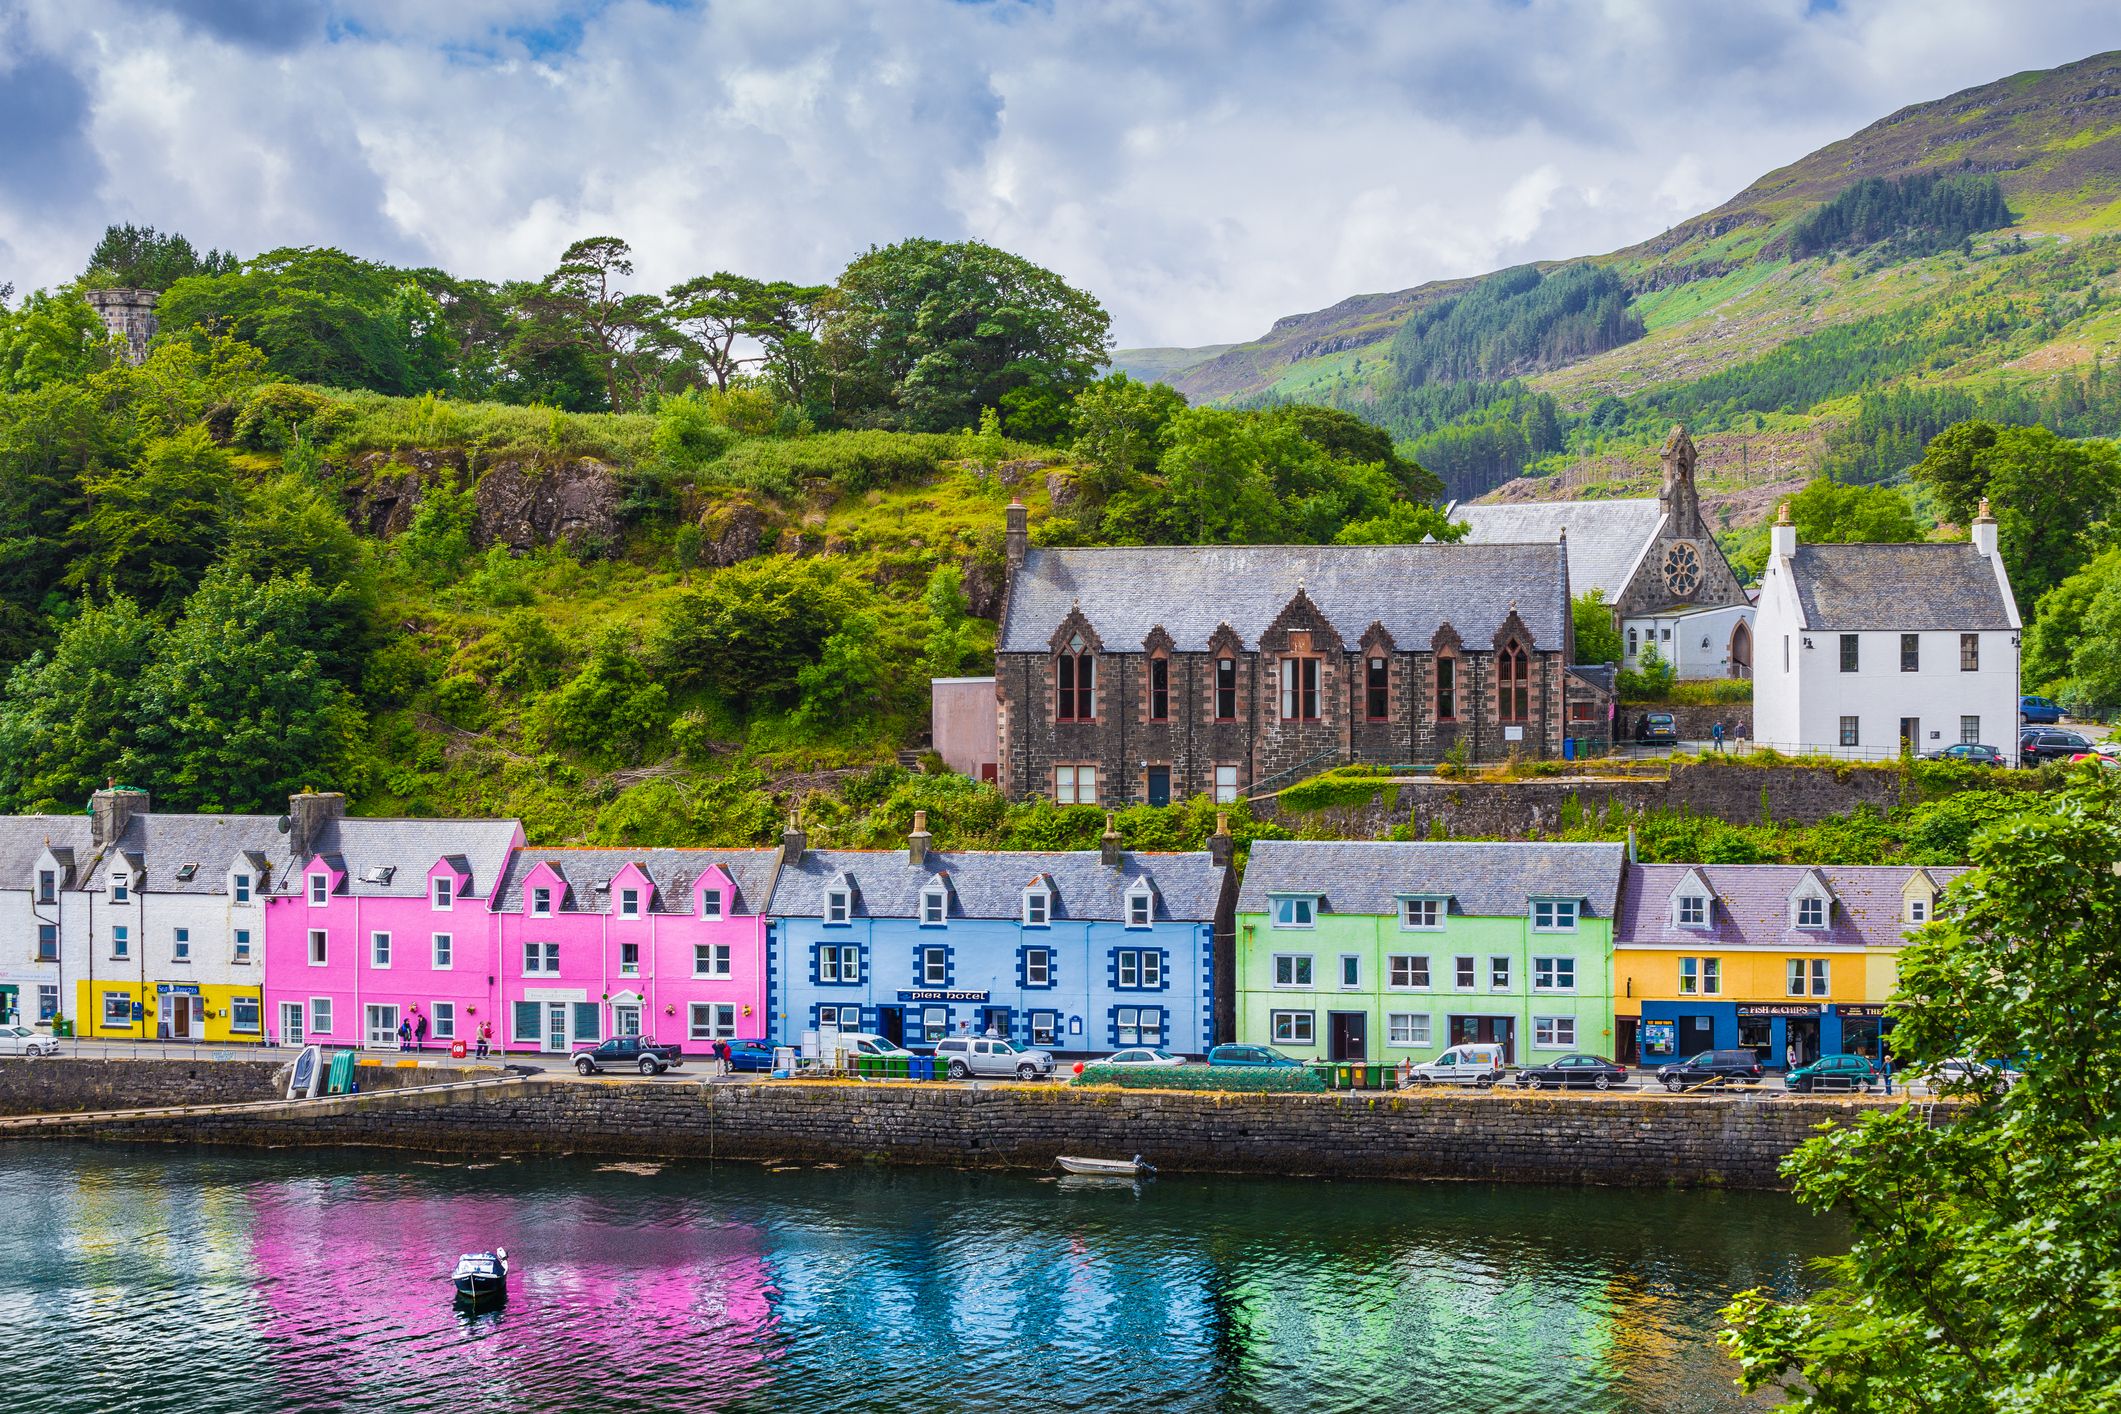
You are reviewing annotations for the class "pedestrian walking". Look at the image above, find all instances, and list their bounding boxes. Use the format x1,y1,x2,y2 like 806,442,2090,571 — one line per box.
1712,721,1726,753
475,1020,492,1060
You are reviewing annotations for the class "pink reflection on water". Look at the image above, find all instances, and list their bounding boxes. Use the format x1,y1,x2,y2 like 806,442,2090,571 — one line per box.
246,1170,781,1409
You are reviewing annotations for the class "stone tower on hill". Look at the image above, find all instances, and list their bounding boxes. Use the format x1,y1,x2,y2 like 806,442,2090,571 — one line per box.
83,287,159,365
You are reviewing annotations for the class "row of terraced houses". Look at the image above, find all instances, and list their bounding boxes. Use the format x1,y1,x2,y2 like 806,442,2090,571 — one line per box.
0,787,1954,1069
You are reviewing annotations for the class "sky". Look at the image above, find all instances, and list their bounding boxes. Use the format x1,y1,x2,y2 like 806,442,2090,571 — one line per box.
0,0,2117,349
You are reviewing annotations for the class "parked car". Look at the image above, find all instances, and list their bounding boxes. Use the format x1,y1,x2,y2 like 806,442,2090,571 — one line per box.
0,1023,58,1058
826,1033,918,1063
1103,1047,1187,1069
2022,728,2098,766
1784,1054,1881,1093
933,1036,1055,1080
1405,1043,1508,1087
573,1036,685,1076
1513,1053,1629,1090
2020,694,2064,725
1926,742,2005,766
1635,712,1680,745
1656,1049,1765,1092
1206,1043,1305,1068
723,1038,779,1072
1917,1056,2021,1096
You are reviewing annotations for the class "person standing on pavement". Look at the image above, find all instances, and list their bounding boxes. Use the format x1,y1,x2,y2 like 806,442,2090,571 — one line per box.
414,1010,428,1052
1785,1040,1799,1071
398,1017,413,1051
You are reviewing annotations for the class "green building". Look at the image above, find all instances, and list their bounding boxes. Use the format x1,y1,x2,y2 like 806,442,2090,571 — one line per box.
1232,841,1627,1065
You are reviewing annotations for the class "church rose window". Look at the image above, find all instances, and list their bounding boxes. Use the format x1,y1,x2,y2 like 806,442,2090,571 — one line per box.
1661,540,1703,598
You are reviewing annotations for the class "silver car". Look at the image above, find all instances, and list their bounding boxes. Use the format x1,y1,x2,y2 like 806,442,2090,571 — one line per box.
933,1036,1054,1080
0,1023,59,1058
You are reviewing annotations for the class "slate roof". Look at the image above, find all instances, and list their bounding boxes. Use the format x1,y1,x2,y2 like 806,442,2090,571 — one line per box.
1449,498,1668,601
1616,863,1969,950
997,542,1569,653
494,848,781,915
1788,543,2015,630
1235,840,1627,919
774,849,1227,923
89,814,293,894
0,816,94,890
280,818,522,898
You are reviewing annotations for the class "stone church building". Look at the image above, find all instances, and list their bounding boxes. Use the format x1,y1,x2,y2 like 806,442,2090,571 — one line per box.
988,504,1598,806
1451,427,1755,679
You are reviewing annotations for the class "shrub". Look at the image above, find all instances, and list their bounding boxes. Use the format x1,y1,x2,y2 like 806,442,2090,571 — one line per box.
1070,1065,1326,1093
233,383,354,452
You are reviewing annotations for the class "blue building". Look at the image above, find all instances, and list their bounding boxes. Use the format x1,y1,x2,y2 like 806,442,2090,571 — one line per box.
768,814,1235,1056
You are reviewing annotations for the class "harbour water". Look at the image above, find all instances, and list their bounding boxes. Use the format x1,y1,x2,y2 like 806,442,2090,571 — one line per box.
2,1145,1834,1412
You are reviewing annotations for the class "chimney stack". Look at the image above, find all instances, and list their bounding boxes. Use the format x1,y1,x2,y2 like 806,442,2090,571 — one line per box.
1004,499,1028,573
1770,500,1797,561
908,809,932,866
780,815,806,864
1971,496,1999,558
1209,812,1234,868
1100,812,1123,868
90,783,149,851
287,790,346,862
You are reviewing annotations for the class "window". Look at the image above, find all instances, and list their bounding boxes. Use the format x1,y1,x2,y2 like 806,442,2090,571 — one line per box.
1030,1011,1059,1046
620,941,639,976
1839,634,1859,672
38,985,57,1021
308,874,328,906
815,1003,858,1030
619,887,640,918
1054,764,1098,805
104,991,133,1024
1273,954,1313,987
920,946,948,986
431,1003,455,1040
36,869,54,904
921,887,947,926
1388,955,1430,988
693,943,731,977
1533,957,1574,992
523,941,560,975
1271,896,1316,929
1435,655,1457,720
1056,636,1096,721
36,924,56,962
1279,656,1321,721
112,925,129,959
1960,633,1979,671
1702,957,1721,994
1497,642,1529,723
1114,1006,1163,1047
1024,949,1052,987
1677,894,1707,926
1489,955,1511,990
701,890,724,920
1127,890,1152,928
511,1001,540,1043
1786,959,1804,996
234,929,252,963
432,933,452,969
1148,656,1169,721
921,1005,949,1042
1796,896,1827,929
1454,956,1476,989
311,998,333,1035
172,928,190,962
1401,898,1442,930
1627,627,1638,656
1023,889,1050,927
1271,1010,1314,1045
817,943,860,984
1215,656,1237,720
1810,959,1830,995
1679,956,1700,995
233,874,251,904
1961,715,1981,745
691,1003,739,1040
370,932,391,968
826,888,851,925
1534,1016,1577,1049
1900,633,1920,672
1214,765,1238,804
1839,716,1860,748
531,886,553,917
308,929,327,966
1682,956,1724,995
1339,955,1360,989
1533,900,1578,932
1908,895,1930,925
1366,656,1389,719
432,876,454,909
1115,950,1164,989
1387,1013,1431,1047
1787,959,1830,996
111,873,129,903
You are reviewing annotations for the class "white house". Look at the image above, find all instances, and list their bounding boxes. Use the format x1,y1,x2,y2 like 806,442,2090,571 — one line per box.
0,816,94,1029
1753,500,2021,762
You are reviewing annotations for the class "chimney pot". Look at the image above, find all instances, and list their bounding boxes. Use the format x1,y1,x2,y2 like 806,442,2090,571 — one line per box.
908,810,933,866
286,791,346,863
90,785,150,851
1209,812,1234,868
1100,812,1122,867
1971,497,1999,557
780,815,806,863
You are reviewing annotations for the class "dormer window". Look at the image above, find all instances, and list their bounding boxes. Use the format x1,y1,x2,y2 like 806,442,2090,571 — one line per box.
111,874,130,903
1907,894,1930,925
432,876,454,909
36,870,54,904
701,890,724,921
308,874,328,906
1677,894,1708,927
531,886,553,917
1794,894,1828,930
1400,898,1444,931
921,886,948,926
1532,899,1578,932
619,887,641,918
826,888,851,925
233,874,251,904
1023,888,1051,928
1272,896,1316,929
1126,885,1153,929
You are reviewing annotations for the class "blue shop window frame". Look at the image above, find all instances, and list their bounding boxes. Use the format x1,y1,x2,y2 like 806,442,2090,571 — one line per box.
1106,1003,1168,1048
809,1002,866,1032
1106,944,1172,991
808,939,869,987
1016,944,1058,990
911,941,955,988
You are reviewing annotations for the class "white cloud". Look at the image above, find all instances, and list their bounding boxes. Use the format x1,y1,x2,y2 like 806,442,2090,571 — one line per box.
1,0,2117,346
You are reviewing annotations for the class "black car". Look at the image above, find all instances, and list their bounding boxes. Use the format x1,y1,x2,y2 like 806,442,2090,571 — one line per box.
1927,742,2005,766
1513,1054,1629,1090
1656,1048,1765,1092
572,1036,686,1075
2022,728,2096,766
1635,712,1679,744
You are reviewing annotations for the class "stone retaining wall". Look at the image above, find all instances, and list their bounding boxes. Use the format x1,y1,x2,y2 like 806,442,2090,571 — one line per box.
8,1074,1905,1190
0,1057,503,1116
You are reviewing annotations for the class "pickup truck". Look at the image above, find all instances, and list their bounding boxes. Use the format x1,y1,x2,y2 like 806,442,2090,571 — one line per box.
572,1036,686,1076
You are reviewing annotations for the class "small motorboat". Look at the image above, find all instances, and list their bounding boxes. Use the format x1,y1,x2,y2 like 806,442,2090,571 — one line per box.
1056,1154,1156,1177
451,1247,509,1304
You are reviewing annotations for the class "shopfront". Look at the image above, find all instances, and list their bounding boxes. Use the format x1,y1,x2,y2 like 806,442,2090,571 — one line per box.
1632,1000,1883,1069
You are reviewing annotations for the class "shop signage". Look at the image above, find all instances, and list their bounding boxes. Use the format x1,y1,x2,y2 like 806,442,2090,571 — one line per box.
897,989,989,1003
1836,1004,1890,1020
1642,1020,1676,1055
157,983,202,997
1736,1003,1821,1018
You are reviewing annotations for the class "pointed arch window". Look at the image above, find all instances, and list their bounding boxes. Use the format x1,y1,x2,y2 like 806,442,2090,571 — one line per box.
1214,655,1237,720
1435,653,1457,722
1148,654,1170,722
1498,642,1529,723
1057,634,1096,722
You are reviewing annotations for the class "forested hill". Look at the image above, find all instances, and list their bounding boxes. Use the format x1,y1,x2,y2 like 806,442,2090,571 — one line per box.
1112,49,2121,512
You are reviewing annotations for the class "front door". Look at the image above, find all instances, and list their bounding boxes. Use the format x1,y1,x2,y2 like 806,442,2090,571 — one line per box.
1146,766,1171,807
1450,1015,1516,1063
165,993,192,1039
279,1002,304,1047
365,1004,400,1049
1615,1017,1638,1066
613,1005,641,1038
546,1003,569,1054
1328,1011,1367,1062
876,1006,905,1047
1728,620,1752,679
1679,1015,1716,1057
980,1006,1011,1039
1899,718,1920,754
1785,1017,1820,1068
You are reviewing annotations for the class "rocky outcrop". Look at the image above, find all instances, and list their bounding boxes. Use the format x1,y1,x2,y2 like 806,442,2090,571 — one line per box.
697,497,771,567
474,458,622,551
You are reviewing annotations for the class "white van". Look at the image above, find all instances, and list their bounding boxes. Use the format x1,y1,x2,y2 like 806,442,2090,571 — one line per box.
1405,1044,1507,1088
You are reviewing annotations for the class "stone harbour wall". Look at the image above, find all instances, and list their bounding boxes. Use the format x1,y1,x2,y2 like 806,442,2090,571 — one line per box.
0,1057,504,1116
7,1074,1907,1190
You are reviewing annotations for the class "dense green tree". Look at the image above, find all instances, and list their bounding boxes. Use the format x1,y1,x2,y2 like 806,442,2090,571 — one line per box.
532,631,669,762
67,426,245,611
650,558,850,708
0,379,122,658
2024,546,2121,715
1788,171,2012,259
819,238,1111,433
0,290,114,392
1390,263,1642,388
390,481,478,586
222,472,380,684
0,595,159,811
791,612,886,731
519,236,667,412
1331,500,1466,545
1067,373,1187,503
1912,421,2121,605
1267,403,1444,502
81,223,237,291
921,564,980,676
1571,590,1624,665
664,272,773,393
1120,407,1283,544
1723,779,2121,1411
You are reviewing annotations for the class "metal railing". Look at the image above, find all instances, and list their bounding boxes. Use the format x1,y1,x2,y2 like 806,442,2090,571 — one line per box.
1247,749,1346,799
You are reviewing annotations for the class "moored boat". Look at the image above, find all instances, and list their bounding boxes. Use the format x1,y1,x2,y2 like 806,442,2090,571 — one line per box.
1056,1155,1156,1177
451,1247,508,1303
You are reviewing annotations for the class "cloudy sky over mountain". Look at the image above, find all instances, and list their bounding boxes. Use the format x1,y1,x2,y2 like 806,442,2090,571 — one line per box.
1,0,2117,347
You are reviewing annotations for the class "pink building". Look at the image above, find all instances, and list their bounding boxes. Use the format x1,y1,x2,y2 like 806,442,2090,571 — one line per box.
489,848,780,1056
262,793,524,1052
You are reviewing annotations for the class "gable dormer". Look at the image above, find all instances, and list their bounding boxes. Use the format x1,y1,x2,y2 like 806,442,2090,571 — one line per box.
34,846,74,905
108,853,145,903
693,862,734,921
1789,870,1836,931
228,851,269,906
1124,874,1159,929
1901,869,1940,927
919,871,954,927
1022,873,1055,928
611,861,655,920
1669,868,1716,929
428,854,471,910
823,871,859,925
304,855,345,906
522,859,569,917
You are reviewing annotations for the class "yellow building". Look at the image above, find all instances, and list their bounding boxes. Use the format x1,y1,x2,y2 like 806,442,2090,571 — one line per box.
75,980,266,1044
1612,864,1961,1067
